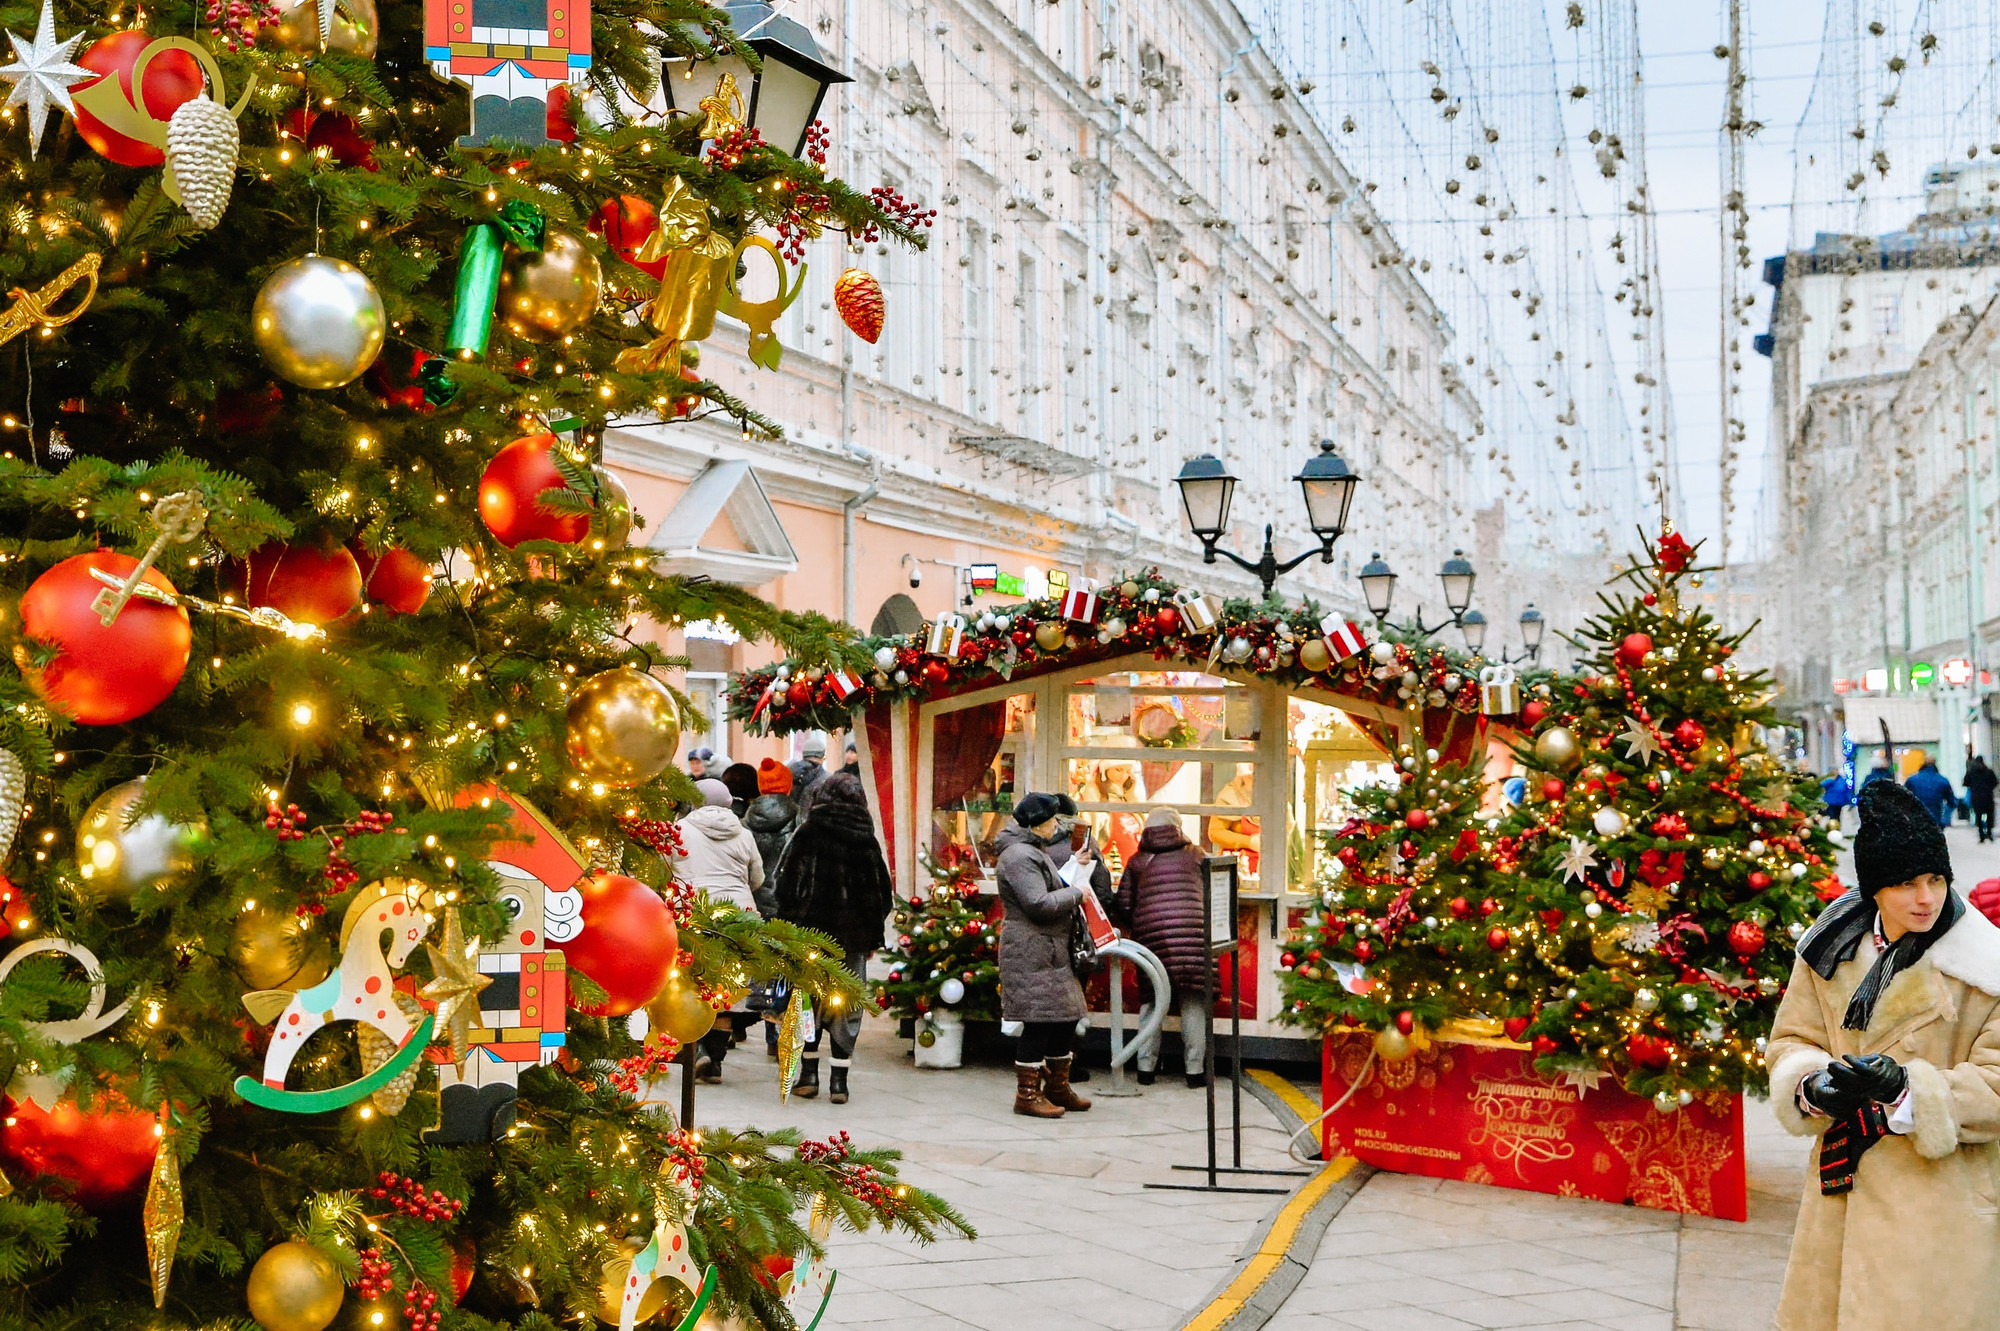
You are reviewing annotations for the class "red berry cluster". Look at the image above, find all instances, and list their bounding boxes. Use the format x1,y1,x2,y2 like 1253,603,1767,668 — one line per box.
861,187,937,243
662,1127,708,1192
205,0,278,50
370,1171,463,1222
803,119,830,166
610,1033,683,1095
403,1280,441,1331
775,194,830,262
619,813,685,859
796,1131,894,1208
266,802,308,841
322,809,402,895
357,1247,395,1299
705,125,765,169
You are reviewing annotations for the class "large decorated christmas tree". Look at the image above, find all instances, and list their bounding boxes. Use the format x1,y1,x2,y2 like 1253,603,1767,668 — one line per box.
0,1,967,1326
1497,528,1837,1108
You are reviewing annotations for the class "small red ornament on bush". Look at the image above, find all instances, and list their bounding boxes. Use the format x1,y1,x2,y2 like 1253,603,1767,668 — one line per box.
834,268,886,343
1542,778,1566,801
1673,718,1707,750
1540,908,1565,930
1503,1015,1532,1042
1727,919,1766,959
1479,897,1499,917
1404,808,1430,831
1153,605,1180,634
1747,870,1773,891
1485,926,1510,952
351,543,433,615
1353,940,1375,962
1620,632,1653,664
19,552,192,725
1531,1034,1560,1056
919,659,950,688
1521,699,1548,727
479,433,589,549
1625,1031,1674,1069
1393,1010,1415,1034
1448,896,1470,919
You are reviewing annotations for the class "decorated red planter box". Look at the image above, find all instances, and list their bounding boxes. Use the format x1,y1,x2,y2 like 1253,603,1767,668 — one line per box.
1320,1031,1747,1221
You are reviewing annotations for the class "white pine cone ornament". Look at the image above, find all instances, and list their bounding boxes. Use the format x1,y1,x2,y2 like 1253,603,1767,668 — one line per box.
164,97,240,230
0,747,23,863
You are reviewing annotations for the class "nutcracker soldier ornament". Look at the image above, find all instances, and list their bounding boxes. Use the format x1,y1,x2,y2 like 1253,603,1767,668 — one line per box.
422,785,584,1143
423,0,590,145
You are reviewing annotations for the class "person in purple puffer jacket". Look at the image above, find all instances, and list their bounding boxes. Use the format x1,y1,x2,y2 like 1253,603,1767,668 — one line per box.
1115,808,1212,1087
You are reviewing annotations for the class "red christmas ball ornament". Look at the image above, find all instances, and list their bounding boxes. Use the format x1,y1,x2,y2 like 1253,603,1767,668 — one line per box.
1485,926,1511,952
1153,605,1180,634
450,1237,477,1303
1394,1010,1415,1035
1503,1016,1532,1042
1479,898,1499,917
72,32,204,166
1541,778,1566,802
1642,593,1657,606
1399,839,1417,860
19,552,191,725
1448,896,1470,919
785,678,813,709
1672,718,1707,750
1353,940,1376,962
1625,1032,1674,1069
1306,949,1322,962
214,383,286,433
236,541,363,625
1747,870,1773,892
591,194,667,278
1280,952,1297,969
1404,808,1431,831
563,874,678,1015
0,1093,157,1208
919,658,951,687
1521,699,1549,727
1340,1012,1360,1027
1540,908,1566,930
350,544,432,615
1727,919,1767,959
1531,1034,1560,1056
834,267,886,343
1619,632,1654,664
479,433,590,549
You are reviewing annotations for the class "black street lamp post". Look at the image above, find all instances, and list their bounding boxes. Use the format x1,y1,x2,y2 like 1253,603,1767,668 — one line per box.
1172,441,1360,599
1358,549,1478,638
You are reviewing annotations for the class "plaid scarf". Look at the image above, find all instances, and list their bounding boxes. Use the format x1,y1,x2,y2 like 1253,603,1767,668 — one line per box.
1797,888,1963,1031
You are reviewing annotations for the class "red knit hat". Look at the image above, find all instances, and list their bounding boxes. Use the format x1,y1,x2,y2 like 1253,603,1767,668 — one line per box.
757,758,794,795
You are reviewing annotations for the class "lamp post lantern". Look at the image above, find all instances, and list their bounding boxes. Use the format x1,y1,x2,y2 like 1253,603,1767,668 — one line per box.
1171,440,1361,598
1459,609,1488,655
662,1,853,158
1357,550,1480,638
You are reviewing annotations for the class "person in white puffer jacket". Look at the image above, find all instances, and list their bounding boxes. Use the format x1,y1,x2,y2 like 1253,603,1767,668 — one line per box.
673,779,765,1082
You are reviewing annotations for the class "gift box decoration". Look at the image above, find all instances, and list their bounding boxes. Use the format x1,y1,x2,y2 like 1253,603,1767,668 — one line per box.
925,613,965,660
1058,578,1101,625
1174,586,1221,632
1480,663,1520,716
827,668,864,701
1320,615,1368,663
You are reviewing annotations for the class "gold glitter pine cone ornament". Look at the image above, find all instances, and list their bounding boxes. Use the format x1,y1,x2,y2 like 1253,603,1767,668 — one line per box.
834,267,885,343
164,96,238,228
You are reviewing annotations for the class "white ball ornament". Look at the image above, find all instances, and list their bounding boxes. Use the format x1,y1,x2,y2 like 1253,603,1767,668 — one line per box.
938,977,966,1005
1584,902,1603,919
1633,987,1658,1012
1104,617,1127,637
1790,863,1808,879
1400,756,1417,771
1423,916,1438,929
1143,588,1160,602
1224,636,1253,662
1593,806,1627,837
1787,922,1806,940
1370,641,1396,664
1654,1091,1679,1115
1677,1089,1695,1106
874,646,898,672
1679,991,1699,1011
1701,667,1718,681
893,669,910,685
1425,748,1440,763
1747,839,1766,856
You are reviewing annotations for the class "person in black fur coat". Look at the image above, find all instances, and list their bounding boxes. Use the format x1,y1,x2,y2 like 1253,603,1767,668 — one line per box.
770,772,893,1103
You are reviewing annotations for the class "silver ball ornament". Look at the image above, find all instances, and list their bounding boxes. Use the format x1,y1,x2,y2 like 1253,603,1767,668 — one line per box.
252,255,386,389
77,776,206,902
1593,806,1627,837
1633,986,1658,1012
874,646,898,672
1654,1090,1679,1115
1679,991,1699,1011
1370,640,1396,664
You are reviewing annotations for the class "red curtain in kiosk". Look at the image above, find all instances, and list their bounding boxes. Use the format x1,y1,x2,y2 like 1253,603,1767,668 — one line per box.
930,700,1008,810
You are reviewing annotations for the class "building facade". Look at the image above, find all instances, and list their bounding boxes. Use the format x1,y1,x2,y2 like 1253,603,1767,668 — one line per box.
606,0,1492,770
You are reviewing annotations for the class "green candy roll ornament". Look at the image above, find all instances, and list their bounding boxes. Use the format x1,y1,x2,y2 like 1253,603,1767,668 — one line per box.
445,200,546,359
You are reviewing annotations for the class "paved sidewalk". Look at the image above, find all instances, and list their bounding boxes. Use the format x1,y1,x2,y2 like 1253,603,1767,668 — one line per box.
679,824,2000,1331
692,1029,1309,1331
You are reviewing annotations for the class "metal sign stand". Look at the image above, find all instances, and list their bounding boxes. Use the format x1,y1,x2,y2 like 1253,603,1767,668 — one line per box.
1147,856,1308,1196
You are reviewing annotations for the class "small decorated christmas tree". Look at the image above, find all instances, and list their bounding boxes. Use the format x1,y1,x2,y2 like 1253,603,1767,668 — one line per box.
1497,527,1837,1108
1277,733,1538,1056
878,859,1000,1031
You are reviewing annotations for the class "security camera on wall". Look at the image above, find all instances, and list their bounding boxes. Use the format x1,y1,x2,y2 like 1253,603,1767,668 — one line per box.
902,554,922,588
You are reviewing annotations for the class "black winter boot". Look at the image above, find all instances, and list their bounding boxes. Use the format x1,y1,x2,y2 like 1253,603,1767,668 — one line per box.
828,1061,850,1104
793,1057,819,1099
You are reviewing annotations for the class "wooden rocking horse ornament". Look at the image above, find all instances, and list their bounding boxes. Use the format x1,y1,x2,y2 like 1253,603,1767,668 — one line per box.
233,879,437,1113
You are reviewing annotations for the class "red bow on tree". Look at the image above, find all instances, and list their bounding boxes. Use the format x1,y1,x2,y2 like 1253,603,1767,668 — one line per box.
1637,848,1686,889
1656,529,1693,573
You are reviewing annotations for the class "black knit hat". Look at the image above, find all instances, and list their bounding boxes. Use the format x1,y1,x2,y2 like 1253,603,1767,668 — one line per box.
1853,778,1953,895
1013,792,1064,827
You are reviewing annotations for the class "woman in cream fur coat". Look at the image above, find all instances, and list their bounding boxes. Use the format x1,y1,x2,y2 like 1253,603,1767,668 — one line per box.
1767,779,2000,1330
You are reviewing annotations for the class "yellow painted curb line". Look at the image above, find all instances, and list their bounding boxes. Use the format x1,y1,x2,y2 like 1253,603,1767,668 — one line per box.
1179,1071,1354,1331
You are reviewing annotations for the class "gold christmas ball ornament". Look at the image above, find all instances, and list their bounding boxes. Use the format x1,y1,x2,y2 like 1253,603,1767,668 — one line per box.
1532,725,1582,770
565,667,681,789
1297,638,1332,672
499,229,603,341
597,1237,669,1325
252,255,386,389
76,777,205,902
245,1240,344,1331
1373,1026,1414,1063
1033,622,1067,651
645,971,717,1044
593,465,634,548
228,903,333,991
264,0,378,55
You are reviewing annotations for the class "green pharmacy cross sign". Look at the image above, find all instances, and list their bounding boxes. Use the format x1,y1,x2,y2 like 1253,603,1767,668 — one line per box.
1910,661,1936,689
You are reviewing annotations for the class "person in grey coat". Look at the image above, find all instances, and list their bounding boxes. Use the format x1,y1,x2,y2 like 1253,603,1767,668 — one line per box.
996,793,1092,1118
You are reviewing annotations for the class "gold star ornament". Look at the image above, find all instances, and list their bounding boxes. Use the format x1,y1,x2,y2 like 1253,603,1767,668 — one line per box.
420,907,490,1068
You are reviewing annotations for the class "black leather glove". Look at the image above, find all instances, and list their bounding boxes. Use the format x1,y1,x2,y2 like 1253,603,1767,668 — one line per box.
1800,1067,1869,1117
1828,1052,1908,1104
